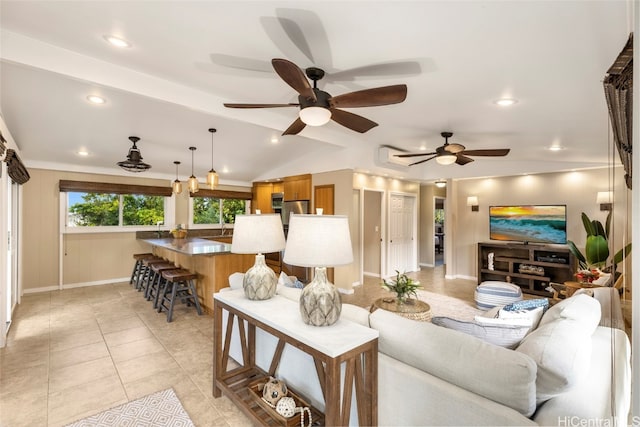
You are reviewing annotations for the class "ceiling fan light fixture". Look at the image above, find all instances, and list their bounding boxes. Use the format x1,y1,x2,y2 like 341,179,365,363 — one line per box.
436,154,457,165
117,136,151,172
299,106,331,126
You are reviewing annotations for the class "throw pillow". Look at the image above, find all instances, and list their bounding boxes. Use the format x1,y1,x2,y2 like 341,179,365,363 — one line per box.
502,298,549,313
431,316,531,349
498,306,545,330
277,271,294,287
538,293,600,328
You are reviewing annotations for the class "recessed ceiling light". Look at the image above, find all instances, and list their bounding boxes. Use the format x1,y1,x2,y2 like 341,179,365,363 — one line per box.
77,150,89,156
86,95,106,104
494,98,518,107
103,35,131,48
270,137,279,144
548,145,565,151
222,167,229,173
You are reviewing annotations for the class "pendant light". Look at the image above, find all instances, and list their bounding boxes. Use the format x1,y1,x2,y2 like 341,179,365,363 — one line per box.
117,136,151,172
206,128,219,189
188,146,199,193
172,161,182,194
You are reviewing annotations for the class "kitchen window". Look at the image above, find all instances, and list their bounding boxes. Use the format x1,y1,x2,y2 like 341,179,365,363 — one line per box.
188,188,251,229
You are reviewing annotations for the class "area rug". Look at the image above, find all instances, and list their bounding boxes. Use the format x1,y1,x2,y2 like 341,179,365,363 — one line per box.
414,289,483,321
65,388,194,427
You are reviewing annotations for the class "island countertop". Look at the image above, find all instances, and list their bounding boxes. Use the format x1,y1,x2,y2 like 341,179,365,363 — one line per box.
141,237,231,256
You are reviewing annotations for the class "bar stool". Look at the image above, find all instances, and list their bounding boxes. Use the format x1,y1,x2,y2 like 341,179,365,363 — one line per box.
158,269,202,322
137,257,167,293
147,262,177,307
130,253,155,287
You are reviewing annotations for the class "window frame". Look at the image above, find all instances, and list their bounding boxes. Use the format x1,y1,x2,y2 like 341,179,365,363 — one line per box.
188,189,251,230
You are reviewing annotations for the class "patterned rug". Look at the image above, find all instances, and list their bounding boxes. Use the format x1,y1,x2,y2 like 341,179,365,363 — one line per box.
415,289,483,321
66,388,194,427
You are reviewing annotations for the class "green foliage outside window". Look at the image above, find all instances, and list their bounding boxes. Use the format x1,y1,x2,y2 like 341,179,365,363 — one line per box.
434,208,445,224
193,197,246,224
68,192,165,227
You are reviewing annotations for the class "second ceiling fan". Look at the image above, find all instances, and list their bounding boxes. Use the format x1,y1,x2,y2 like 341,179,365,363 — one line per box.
396,132,511,166
224,58,407,135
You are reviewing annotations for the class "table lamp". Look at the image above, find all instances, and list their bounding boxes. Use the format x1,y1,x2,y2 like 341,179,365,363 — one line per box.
231,214,286,300
283,214,353,326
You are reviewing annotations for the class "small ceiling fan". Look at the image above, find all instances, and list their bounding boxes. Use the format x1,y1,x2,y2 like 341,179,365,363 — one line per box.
396,132,510,166
224,58,407,135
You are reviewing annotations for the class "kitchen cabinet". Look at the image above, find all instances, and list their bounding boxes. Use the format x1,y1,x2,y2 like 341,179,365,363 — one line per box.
283,174,311,201
251,182,273,214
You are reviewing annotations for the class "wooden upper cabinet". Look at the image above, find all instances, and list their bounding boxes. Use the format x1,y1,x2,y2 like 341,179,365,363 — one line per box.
251,182,274,214
272,182,284,193
283,174,312,201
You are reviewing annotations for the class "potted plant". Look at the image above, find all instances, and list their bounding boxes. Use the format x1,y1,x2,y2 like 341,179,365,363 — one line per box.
567,211,631,280
381,271,422,304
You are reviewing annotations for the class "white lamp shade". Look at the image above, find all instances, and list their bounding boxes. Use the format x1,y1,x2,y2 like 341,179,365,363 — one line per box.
231,214,285,254
299,106,332,126
596,191,613,204
466,196,479,206
436,154,457,165
284,214,353,267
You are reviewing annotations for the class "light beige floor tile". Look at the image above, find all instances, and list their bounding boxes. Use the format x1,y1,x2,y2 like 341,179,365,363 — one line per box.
175,387,225,427
49,317,100,337
0,363,48,397
49,356,117,393
47,374,127,427
0,348,49,374
2,333,50,356
122,368,199,401
49,328,104,352
114,350,179,384
103,325,154,347
109,336,166,363
96,314,145,334
49,341,110,370
0,386,48,427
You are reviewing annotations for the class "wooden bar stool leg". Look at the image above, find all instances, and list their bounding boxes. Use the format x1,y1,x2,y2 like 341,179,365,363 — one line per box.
130,260,141,285
188,279,203,315
166,282,178,322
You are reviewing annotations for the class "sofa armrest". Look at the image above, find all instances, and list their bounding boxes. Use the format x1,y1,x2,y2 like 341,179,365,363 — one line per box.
370,309,537,417
593,287,625,330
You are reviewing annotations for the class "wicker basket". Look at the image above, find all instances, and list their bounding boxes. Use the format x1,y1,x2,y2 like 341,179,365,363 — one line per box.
171,229,188,239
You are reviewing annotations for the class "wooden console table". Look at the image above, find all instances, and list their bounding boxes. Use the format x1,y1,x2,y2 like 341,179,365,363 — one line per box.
213,291,379,426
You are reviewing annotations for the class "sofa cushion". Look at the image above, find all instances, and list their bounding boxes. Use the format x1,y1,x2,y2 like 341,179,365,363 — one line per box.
516,295,600,404
370,309,537,416
432,316,531,349
474,281,523,309
229,272,244,290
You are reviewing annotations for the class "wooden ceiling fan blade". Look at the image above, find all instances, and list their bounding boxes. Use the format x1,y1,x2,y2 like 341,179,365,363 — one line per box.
456,155,475,165
330,84,408,108
395,151,437,158
330,109,378,133
462,149,510,156
224,103,299,109
282,117,306,135
271,58,316,101
409,155,437,166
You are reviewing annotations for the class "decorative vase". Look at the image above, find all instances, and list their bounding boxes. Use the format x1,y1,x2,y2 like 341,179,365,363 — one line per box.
299,267,342,326
243,254,277,300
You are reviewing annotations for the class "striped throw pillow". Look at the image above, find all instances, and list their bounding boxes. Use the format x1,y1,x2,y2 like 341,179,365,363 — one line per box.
432,316,531,349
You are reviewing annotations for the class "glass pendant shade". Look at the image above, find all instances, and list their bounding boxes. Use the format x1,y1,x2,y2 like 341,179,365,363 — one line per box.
436,154,457,165
299,106,331,126
207,170,218,189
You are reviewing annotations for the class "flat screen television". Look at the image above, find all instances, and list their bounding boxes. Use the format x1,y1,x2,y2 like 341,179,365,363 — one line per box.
489,205,567,244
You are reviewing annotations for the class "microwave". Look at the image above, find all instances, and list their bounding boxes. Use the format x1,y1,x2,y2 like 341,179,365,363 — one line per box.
271,192,284,210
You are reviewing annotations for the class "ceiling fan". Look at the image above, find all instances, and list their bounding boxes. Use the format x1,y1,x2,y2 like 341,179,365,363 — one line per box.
224,58,407,135
396,132,510,166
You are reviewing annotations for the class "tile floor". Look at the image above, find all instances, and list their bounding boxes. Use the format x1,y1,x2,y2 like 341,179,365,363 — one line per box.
0,266,474,427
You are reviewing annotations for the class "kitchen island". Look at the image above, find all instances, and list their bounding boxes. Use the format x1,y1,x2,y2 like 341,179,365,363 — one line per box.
140,237,255,314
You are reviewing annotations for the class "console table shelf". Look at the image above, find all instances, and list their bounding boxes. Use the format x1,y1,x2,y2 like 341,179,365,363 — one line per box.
213,291,379,426
478,242,576,295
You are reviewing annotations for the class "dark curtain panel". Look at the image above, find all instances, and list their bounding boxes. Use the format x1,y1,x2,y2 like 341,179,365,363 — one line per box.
4,149,30,185
603,33,633,190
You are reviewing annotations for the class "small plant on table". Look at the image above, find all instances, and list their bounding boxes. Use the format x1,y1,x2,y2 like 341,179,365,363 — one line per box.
382,271,421,304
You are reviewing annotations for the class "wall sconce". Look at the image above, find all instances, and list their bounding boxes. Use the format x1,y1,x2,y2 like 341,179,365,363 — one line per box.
596,191,613,211
467,196,479,212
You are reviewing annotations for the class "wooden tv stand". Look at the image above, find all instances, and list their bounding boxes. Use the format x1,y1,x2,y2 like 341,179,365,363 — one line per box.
477,242,576,296
212,291,379,426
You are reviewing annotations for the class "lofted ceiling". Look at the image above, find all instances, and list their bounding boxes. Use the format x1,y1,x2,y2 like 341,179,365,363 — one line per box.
0,1,631,186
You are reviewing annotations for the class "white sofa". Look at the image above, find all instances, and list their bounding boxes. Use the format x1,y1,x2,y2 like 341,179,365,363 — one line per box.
220,279,630,426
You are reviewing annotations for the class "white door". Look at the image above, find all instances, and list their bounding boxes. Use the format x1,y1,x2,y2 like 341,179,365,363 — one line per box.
388,194,416,274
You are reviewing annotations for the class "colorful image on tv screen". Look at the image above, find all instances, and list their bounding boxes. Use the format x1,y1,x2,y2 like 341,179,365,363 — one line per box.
489,205,567,244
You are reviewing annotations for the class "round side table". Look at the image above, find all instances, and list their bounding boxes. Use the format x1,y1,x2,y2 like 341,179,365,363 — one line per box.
370,297,432,321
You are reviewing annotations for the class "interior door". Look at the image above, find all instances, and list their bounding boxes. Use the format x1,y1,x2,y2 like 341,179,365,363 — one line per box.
314,184,335,281
388,194,416,274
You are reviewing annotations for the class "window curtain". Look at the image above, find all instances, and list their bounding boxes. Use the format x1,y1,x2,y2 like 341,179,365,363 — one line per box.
59,180,172,197
603,33,633,190
4,149,30,185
